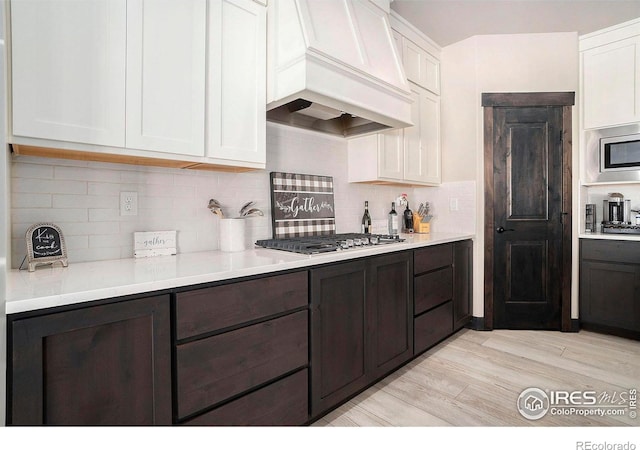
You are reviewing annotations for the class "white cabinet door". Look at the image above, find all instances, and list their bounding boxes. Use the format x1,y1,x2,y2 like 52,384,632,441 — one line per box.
126,0,206,156
582,36,640,129
11,0,126,147
207,0,266,165
402,38,440,95
377,129,404,180
404,86,440,184
418,89,441,184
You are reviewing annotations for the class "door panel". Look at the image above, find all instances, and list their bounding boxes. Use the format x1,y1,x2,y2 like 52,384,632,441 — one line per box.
506,240,547,303
507,124,548,220
493,106,563,329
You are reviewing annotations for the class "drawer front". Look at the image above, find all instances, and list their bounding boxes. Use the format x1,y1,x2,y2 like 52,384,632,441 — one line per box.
414,243,453,274
176,311,308,419
581,239,640,264
414,266,453,315
183,369,308,426
175,271,308,340
414,301,453,354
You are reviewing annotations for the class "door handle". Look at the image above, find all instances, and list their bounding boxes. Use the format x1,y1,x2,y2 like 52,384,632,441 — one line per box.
496,226,515,233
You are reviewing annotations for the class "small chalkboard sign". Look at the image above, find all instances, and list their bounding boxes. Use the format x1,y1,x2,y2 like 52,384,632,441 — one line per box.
25,223,68,272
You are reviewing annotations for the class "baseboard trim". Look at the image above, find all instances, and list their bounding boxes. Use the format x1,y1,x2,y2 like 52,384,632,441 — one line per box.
570,319,580,332
468,316,489,331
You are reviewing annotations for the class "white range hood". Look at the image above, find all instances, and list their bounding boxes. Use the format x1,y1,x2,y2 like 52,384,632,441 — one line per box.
266,0,413,137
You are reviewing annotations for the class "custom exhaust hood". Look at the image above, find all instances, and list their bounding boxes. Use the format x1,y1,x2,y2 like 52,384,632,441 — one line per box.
266,0,413,138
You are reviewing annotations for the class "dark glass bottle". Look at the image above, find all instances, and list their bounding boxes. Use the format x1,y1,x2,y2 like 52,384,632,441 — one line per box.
403,203,413,232
361,201,372,234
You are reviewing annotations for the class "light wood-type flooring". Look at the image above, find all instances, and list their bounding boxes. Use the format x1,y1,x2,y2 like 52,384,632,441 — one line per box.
312,329,640,426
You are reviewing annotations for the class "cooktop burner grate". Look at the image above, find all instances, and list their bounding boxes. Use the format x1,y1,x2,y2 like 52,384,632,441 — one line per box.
256,233,404,254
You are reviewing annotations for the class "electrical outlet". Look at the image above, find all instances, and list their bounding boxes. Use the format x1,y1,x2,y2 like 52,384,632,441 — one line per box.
120,191,138,216
449,198,459,211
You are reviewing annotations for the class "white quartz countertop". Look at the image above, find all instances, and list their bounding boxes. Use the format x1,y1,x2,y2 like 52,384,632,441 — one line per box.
579,232,640,241
6,232,474,315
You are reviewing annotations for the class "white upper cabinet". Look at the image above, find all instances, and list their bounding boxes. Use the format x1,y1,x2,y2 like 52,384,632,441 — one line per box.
404,87,440,184
11,0,127,147
348,83,441,186
347,11,441,186
10,0,266,169
377,129,404,180
207,0,266,165
389,11,440,95
580,18,640,130
402,38,440,95
126,0,206,156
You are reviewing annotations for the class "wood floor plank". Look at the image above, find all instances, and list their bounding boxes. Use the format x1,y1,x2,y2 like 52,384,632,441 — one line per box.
481,334,639,388
313,330,640,427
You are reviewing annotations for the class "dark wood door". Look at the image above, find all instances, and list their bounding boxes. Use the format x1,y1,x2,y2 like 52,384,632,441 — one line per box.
368,251,413,379
8,295,171,425
491,104,565,329
310,260,368,418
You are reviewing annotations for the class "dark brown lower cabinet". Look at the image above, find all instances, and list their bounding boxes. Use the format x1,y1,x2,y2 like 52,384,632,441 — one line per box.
173,270,310,426
8,295,171,425
7,242,474,426
183,369,308,426
175,310,308,420
415,301,453,352
310,251,412,419
453,239,473,331
413,240,473,355
580,239,640,338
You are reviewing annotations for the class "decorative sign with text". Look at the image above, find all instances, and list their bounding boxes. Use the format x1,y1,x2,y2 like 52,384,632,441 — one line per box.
25,223,68,272
270,172,335,238
134,230,177,258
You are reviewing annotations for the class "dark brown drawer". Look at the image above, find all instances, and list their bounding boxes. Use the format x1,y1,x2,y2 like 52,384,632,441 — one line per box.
414,243,453,274
414,266,453,315
414,301,453,355
183,369,308,426
581,239,640,264
176,310,308,419
175,271,308,340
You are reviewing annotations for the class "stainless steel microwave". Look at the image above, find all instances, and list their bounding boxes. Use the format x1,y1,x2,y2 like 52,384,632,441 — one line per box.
585,124,640,183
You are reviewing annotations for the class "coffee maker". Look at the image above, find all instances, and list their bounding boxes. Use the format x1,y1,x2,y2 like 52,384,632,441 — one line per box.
603,192,631,224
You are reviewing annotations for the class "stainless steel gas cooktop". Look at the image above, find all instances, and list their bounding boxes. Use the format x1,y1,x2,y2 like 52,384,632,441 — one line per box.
255,233,404,255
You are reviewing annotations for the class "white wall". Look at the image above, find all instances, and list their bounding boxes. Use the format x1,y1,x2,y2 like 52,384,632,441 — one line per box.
440,32,580,319
9,124,411,267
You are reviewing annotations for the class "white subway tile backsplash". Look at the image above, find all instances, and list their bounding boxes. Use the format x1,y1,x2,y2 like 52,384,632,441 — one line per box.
53,194,119,209
12,178,87,195
10,124,477,267
54,165,121,183
88,208,120,222
11,162,53,179
12,208,88,224
11,193,52,208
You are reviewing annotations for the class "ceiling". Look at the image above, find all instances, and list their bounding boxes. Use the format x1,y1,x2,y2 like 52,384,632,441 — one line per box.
390,0,640,47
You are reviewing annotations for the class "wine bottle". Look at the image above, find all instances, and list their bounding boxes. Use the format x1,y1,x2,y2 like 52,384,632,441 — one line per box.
361,201,372,234
403,203,413,232
388,202,398,235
